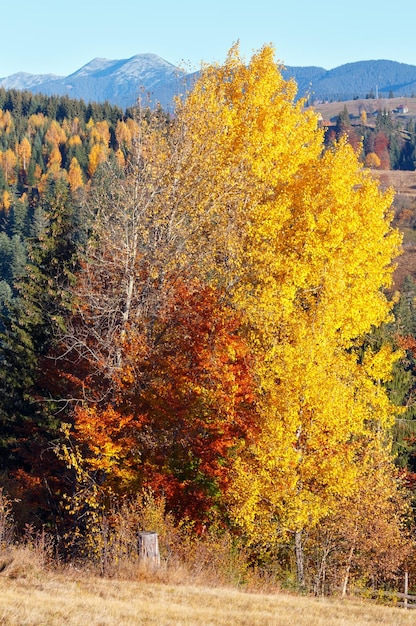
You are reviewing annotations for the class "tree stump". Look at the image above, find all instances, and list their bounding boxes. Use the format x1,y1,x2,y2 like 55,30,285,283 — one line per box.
138,531,160,569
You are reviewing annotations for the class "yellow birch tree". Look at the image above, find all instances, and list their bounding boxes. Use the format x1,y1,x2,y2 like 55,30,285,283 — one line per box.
16,137,32,172
167,44,402,583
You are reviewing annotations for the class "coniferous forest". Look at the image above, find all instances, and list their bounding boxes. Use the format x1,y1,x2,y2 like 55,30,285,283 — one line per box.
2,46,416,595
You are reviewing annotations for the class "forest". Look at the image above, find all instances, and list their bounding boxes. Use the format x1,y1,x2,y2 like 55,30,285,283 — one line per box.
1,45,416,595
324,104,416,171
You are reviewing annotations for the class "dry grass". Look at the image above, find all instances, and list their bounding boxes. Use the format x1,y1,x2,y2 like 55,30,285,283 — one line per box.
0,554,414,626
374,169,416,198
393,244,416,289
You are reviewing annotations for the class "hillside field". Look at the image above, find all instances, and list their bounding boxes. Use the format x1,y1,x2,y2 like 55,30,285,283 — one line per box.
311,96,416,124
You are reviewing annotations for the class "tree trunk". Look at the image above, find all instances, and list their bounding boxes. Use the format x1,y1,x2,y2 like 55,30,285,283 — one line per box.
295,530,305,588
341,543,355,597
404,571,409,609
314,545,331,596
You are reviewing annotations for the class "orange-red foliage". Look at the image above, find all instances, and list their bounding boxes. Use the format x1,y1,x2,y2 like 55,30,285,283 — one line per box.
373,131,391,170
58,278,257,523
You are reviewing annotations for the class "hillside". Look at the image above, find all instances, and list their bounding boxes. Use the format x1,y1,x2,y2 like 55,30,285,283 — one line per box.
311,96,416,123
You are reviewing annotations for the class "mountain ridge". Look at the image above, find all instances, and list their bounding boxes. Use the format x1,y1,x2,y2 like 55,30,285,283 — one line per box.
0,54,188,110
2,55,416,109
289,59,416,100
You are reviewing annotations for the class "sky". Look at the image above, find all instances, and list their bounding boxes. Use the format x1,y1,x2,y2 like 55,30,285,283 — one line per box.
2,0,416,78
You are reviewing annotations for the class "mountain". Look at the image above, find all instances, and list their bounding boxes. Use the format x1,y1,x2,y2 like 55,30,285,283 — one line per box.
0,72,63,90
283,60,416,100
3,55,416,110
0,54,191,111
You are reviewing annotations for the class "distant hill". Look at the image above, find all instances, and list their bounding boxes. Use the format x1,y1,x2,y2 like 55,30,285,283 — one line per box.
283,60,416,101
3,55,416,109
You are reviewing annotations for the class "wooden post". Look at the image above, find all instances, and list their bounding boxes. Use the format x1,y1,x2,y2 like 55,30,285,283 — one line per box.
404,571,409,610
138,531,160,569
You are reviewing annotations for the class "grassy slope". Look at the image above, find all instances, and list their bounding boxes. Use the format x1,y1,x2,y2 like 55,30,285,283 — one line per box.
310,96,416,123
1,571,416,626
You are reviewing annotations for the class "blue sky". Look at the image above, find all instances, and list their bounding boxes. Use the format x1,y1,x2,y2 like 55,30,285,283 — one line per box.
2,0,416,77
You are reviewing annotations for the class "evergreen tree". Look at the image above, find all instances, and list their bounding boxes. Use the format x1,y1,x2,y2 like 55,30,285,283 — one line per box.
389,276,416,469
0,173,84,522
334,105,351,136
399,120,416,171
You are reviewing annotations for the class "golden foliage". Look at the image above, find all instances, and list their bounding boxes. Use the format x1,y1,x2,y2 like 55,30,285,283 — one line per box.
16,137,32,171
167,45,401,542
0,149,17,184
1,189,12,212
44,119,67,146
0,110,14,133
27,112,47,135
68,156,84,192
88,143,108,176
365,151,381,168
89,120,110,146
67,134,82,148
